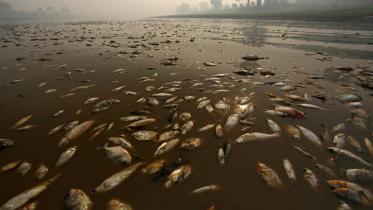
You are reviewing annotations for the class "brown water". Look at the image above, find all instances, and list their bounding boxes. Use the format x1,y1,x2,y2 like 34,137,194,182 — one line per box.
0,19,373,210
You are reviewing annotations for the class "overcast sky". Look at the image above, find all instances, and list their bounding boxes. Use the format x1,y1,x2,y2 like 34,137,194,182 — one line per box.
3,0,239,19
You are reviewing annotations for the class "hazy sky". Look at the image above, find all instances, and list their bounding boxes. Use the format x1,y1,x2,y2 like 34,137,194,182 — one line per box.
3,0,239,19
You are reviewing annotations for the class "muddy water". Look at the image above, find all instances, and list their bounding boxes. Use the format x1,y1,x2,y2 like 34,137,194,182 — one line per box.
0,19,373,210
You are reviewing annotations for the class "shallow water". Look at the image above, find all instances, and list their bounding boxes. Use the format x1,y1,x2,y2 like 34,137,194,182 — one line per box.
0,18,373,210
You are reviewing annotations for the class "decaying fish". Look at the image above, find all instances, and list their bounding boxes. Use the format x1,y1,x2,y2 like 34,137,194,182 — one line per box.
332,188,373,206
158,131,179,142
180,138,201,150
333,133,346,149
303,168,321,191
59,120,95,147
164,165,192,188
235,132,279,143
103,144,132,164
192,185,219,194
181,121,194,135
199,124,215,132
0,138,14,150
346,169,373,182
132,130,158,141
225,113,240,129
327,147,372,167
346,136,362,152
257,162,283,189
12,115,32,130
0,160,21,173
275,106,305,119
55,146,78,167
107,137,134,151
93,162,143,193
293,145,318,162
217,147,225,165
65,188,92,210
120,115,147,122
284,125,300,139
315,163,336,177
17,161,32,176
154,139,180,157
266,118,281,133
0,174,61,210
297,125,322,146
142,160,166,175
283,159,296,184
48,123,65,135
106,199,132,210
34,163,48,179
126,118,156,129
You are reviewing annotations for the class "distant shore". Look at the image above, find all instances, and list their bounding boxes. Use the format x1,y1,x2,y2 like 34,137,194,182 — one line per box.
159,7,373,22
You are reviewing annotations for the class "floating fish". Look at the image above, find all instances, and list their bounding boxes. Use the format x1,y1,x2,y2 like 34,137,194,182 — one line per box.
59,121,95,147
164,165,192,188
65,188,92,210
283,159,296,184
257,162,283,189
55,146,78,167
235,132,279,143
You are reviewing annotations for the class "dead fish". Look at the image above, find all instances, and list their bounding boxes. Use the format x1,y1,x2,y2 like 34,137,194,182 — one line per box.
65,188,92,210
16,125,36,131
64,121,80,131
84,97,99,105
198,124,215,132
179,112,192,121
315,163,336,177
59,121,95,147
0,138,14,150
332,123,346,132
164,165,192,188
346,136,362,152
191,185,219,194
214,100,230,112
235,132,279,143
215,123,224,138
93,162,143,193
45,89,57,94
217,147,226,165
284,125,300,139
53,110,64,117
303,168,321,191
180,138,201,150
296,103,325,110
336,94,361,103
120,115,147,122
266,118,281,133
55,146,78,167
275,106,305,119
158,131,179,142
257,162,283,189
48,123,65,135
0,174,60,210
106,199,132,210
264,110,287,117
112,85,126,92
19,202,38,210
89,126,106,140
293,144,318,162
145,98,159,106
12,115,32,130
131,130,158,141
103,144,132,164
181,121,194,135
17,161,32,176
337,201,352,210
38,82,47,87
197,100,210,109
34,163,48,179
0,160,21,173
283,159,296,184
327,147,372,167
333,133,346,149
142,160,166,175
346,169,373,182
364,138,373,156
127,118,156,129
154,139,180,157
107,137,134,151
332,188,373,206
297,125,322,146
203,62,217,66
225,113,240,129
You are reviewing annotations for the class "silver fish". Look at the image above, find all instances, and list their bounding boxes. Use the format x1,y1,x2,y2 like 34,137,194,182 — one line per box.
225,113,240,129
327,147,372,167
107,137,134,151
12,115,32,130
158,131,179,142
283,159,296,184
65,188,92,210
59,121,95,147
0,174,61,210
131,130,158,141
333,133,346,149
164,165,192,188
266,118,281,133
235,132,279,143
103,144,132,164
191,185,219,194
17,161,32,176
154,139,180,157
181,121,194,135
126,118,156,128
257,162,283,189
198,124,215,132
297,125,322,146
93,162,143,193
55,146,78,167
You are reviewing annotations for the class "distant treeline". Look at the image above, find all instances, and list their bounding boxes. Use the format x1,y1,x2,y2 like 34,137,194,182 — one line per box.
0,0,71,21
176,0,373,15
